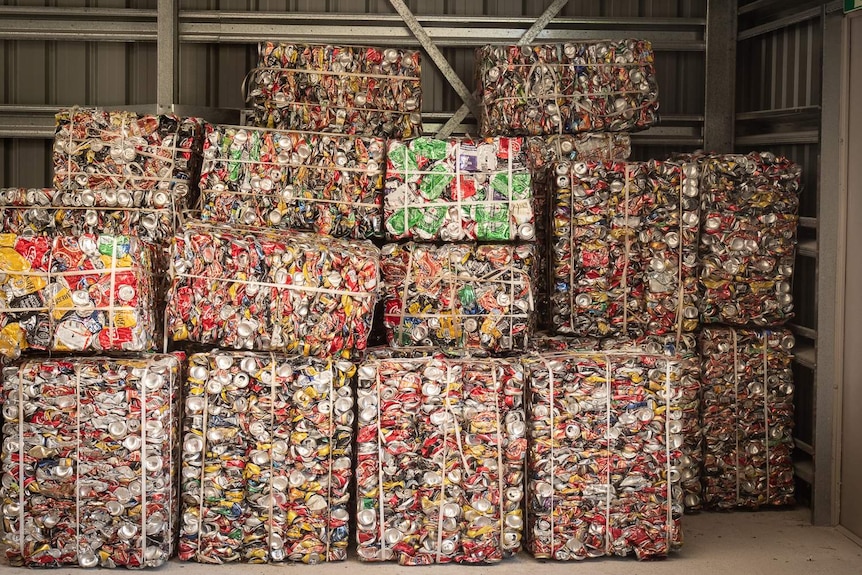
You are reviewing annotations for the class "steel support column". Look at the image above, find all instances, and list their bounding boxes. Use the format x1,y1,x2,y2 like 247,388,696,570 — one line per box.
814,5,845,528
704,0,736,152
157,0,178,114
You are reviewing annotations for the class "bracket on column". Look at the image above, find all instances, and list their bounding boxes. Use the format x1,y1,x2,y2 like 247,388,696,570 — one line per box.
436,0,570,138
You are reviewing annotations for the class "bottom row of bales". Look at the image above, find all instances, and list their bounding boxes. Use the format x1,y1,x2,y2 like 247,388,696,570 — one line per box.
0,328,794,567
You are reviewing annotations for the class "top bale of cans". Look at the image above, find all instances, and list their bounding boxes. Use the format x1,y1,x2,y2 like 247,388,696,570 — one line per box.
247,43,423,139
476,41,658,137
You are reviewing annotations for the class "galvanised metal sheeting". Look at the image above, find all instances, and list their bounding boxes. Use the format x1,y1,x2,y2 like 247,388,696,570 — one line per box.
735,0,835,525
1,0,705,187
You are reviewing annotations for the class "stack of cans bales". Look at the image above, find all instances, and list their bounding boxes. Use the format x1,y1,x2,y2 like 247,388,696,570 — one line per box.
0,106,205,568
381,136,537,355
475,39,698,560
367,137,536,563
172,41,419,564
694,152,801,510
476,40,654,331
177,351,355,563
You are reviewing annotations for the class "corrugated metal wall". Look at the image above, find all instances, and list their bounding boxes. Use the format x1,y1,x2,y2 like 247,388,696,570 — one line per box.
1,0,705,187
735,0,830,510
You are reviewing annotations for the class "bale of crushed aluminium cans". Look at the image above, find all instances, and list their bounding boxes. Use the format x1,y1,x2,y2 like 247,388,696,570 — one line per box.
52,108,204,243
384,137,533,242
697,152,801,326
167,220,379,359
381,242,535,353
477,41,659,137
0,354,182,568
0,233,157,359
355,351,526,564
248,42,422,138
178,351,354,563
523,350,684,560
525,134,632,329
700,327,795,509
199,124,385,239
529,332,704,511
551,160,700,338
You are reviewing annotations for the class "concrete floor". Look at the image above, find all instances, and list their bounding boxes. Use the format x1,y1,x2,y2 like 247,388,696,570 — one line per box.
2,508,860,574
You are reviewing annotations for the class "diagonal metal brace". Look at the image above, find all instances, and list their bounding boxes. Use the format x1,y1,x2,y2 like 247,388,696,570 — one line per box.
437,0,570,138
388,0,481,125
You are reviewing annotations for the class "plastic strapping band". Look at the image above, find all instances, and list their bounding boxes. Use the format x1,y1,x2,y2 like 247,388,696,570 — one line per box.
675,164,688,348
375,369,386,560
17,363,26,560
201,153,383,174
197,362,210,561
732,329,740,504
402,143,410,239
604,354,612,554
201,190,380,211
621,165,631,335
268,355,277,560
173,272,376,299
664,359,673,553
397,247,415,345
108,237,119,350
140,364,149,564
326,360,334,561
763,332,771,504
507,137,515,242
46,238,55,356
455,140,462,240
545,359,555,558
492,363,506,558
248,64,421,82
435,373,450,563
567,164,577,332
167,356,177,560
75,364,82,564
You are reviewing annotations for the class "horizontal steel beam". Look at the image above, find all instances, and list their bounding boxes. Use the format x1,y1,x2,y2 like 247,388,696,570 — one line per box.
795,459,814,484
0,7,704,50
795,343,816,370
790,322,818,341
0,105,241,138
799,216,818,229
795,438,815,456
798,238,818,258
0,7,155,42
737,6,821,41
181,13,704,50
0,104,702,147
735,130,820,146
735,105,821,122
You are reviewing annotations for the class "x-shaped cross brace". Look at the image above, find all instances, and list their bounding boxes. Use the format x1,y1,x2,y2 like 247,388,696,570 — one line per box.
389,0,570,138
